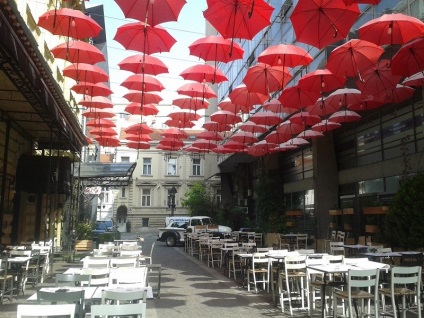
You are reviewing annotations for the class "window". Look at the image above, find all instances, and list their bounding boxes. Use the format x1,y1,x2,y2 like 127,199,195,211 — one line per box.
216,189,222,205
142,158,152,175
192,158,201,176
121,187,126,198
121,156,130,162
141,189,151,207
167,158,177,175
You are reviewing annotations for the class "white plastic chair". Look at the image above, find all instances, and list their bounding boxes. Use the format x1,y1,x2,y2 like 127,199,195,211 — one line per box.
81,268,110,286
17,304,76,318
306,256,328,316
91,302,146,318
109,267,148,288
247,252,269,292
101,289,147,305
110,257,138,268
36,290,85,318
329,241,345,255
296,234,308,249
82,256,110,268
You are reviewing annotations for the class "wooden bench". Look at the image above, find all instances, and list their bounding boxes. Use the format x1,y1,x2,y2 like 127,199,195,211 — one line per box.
74,240,93,252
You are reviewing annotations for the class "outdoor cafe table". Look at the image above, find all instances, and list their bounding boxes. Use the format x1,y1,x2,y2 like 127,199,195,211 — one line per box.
341,244,369,256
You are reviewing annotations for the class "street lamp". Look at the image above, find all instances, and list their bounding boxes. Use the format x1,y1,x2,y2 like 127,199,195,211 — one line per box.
168,186,177,216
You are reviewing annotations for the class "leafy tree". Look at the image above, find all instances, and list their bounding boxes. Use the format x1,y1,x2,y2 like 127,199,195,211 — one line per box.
384,173,424,249
182,182,218,219
76,221,93,240
217,203,251,230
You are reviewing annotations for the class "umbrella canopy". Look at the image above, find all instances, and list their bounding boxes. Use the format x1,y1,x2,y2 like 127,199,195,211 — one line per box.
115,0,187,26
348,99,384,111
402,72,424,87
37,8,102,39
173,97,209,112
222,140,247,152
391,37,424,77
358,13,424,46
265,131,291,144
89,127,117,136
210,110,242,125
328,109,361,123
71,82,113,97
86,118,115,128
239,121,268,134
50,40,105,64
263,99,294,114
326,39,384,79
124,103,159,116
297,129,324,139
114,22,177,54
188,35,244,63
118,53,169,75
343,0,380,4
258,44,313,67
202,121,232,132
319,88,364,110
176,82,217,100
270,143,298,153
298,69,346,94
306,97,341,117
123,91,163,104
230,131,259,144
203,0,274,40
125,134,152,142
159,137,185,148
276,121,305,135
63,63,109,83
218,98,252,114
126,141,151,150
311,119,342,132
191,139,218,151
374,84,415,104
125,123,154,135
95,136,121,147
228,84,268,107
121,74,165,92
356,60,402,96
250,111,283,126
168,111,201,122
243,63,292,95
162,128,188,139
283,137,309,147
197,131,223,141
289,111,322,126
278,85,320,110
82,109,115,119
79,96,114,109
247,140,277,157
290,0,360,49
179,64,228,84
164,119,195,129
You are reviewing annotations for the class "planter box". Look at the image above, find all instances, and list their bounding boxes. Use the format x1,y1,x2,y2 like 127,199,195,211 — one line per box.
286,221,296,227
342,208,354,215
346,237,355,244
329,209,342,215
286,210,303,217
74,240,93,252
365,225,380,233
344,223,353,231
363,206,389,215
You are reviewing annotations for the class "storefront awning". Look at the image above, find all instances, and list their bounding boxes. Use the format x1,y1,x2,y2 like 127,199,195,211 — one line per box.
77,162,137,187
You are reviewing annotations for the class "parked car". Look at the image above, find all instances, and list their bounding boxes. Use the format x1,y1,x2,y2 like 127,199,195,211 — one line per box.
92,220,116,237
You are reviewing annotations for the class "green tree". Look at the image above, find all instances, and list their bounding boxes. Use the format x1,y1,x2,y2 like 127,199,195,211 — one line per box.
256,176,285,233
182,182,218,219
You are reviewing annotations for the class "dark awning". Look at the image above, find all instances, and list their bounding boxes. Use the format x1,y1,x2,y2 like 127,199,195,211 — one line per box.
76,162,137,187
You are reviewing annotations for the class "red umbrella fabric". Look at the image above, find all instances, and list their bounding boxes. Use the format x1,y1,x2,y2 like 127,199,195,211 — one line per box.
343,0,380,4
326,39,384,78
290,0,360,49
402,72,424,87
63,63,109,83
391,37,424,77
162,128,188,139
297,129,324,139
176,82,217,100
118,53,169,75
276,121,305,135
121,74,165,92
311,119,341,132
114,22,177,54
86,118,115,128
250,111,283,126
191,139,218,151
168,111,201,122
82,109,115,119
247,141,277,157
283,137,309,147
278,85,320,110
230,131,258,144
356,60,402,96
179,64,228,84
95,136,121,147
218,98,251,114
125,134,152,142
222,140,247,152
203,121,232,132
125,123,153,135
258,44,313,67
289,111,321,126
328,109,361,123
358,13,424,46
239,121,268,134
126,141,151,150
157,143,181,151
298,69,345,94
159,138,185,148
197,131,223,141
173,97,209,112
79,96,113,109
51,40,105,64
89,127,117,136
123,91,163,104
213,145,236,154
263,99,293,114
270,143,298,153
164,119,195,129
124,103,159,116
265,131,291,144
115,0,187,26
374,84,415,104
38,8,102,39
71,82,113,97
210,110,242,125
188,35,244,63
320,88,364,109
228,84,268,107
306,97,341,117
348,99,384,111
243,63,292,95
203,0,274,40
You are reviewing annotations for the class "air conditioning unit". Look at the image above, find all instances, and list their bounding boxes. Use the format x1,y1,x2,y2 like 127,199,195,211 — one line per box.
239,199,248,206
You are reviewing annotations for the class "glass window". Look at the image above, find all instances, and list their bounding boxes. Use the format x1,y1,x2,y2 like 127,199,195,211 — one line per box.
167,158,177,175
142,158,152,175
192,158,201,176
141,189,151,207
121,156,130,162
216,189,221,205
121,187,126,198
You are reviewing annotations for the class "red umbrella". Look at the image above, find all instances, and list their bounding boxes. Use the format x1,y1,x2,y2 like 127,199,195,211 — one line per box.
164,119,195,129
123,91,163,104
179,64,228,84
243,63,292,95
86,118,115,128
342,0,380,4
210,110,242,125
239,121,268,134
79,96,113,109
121,74,165,92
114,22,177,54
188,35,244,63
63,63,109,83
270,143,298,153
374,84,415,104
115,0,187,26
318,88,364,110
71,82,112,97
263,99,293,114
162,128,188,139
118,53,168,75
265,131,291,144
250,111,283,126
230,131,258,144
197,131,223,141
290,0,360,49
297,129,324,139
125,134,152,142
176,82,217,100
213,145,236,154
356,60,402,96
203,0,274,40
228,84,268,107
191,139,218,151
202,121,232,132
326,39,384,79
184,146,210,154
276,121,305,135
328,109,361,123
125,123,153,135
402,72,424,87
289,111,321,126
348,99,384,112
126,141,151,150
311,119,341,132
306,98,341,117
173,97,209,112
159,138,185,148
37,8,102,39
258,44,313,67
95,136,121,147
82,109,115,119
218,98,252,114
358,13,424,46
89,127,117,136
278,85,320,110
247,141,277,157
124,103,159,116
222,140,247,152
283,137,309,147
51,40,105,64
391,37,424,77
298,69,345,94
157,143,181,151
168,111,201,123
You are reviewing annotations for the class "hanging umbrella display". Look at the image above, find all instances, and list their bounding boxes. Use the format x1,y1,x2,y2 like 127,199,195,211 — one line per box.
276,120,305,135
270,143,298,153
51,40,105,64
191,139,218,151
243,63,292,95
63,63,109,83
168,111,201,123
230,131,259,144
71,82,113,97
197,131,223,141
37,8,102,40
188,35,244,63
265,131,291,144
121,74,165,92
311,119,342,132
176,82,217,100
402,72,424,87
222,140,247,152
391,37,424,77
298,69,346,94
210,110,242,125
328,109,361,123
118,53,169,75
123,91,163,104
348,99,384,111
374,84,415,104
125,134,152,142
164,119,195,128
159,137,185,148
179,64,228,84
278,85,320,110
95,136,121,147
125,123,154,135
202,121,232,132
356,60,402,96
297,129,324,139
228,84,268,108
115,0,187,26
263,99,293,114
82,109,115,119
86,118,115,128
218,98,251,114
289,111,322,126
247,140,277,157
126,141,151,150
114,22,177,54
203,0,274,40
173,97,209,112
250,111,283,126
162,128,188,140
358,13,424,46
306,97,341,117
124,103,159,116
258,43,313,68
290,0,360,49
213,145,236,154
239,121,268,134
79,96,114,109
325,39,384,79
89,127,117,136
283,137,309,147
316,88,364,112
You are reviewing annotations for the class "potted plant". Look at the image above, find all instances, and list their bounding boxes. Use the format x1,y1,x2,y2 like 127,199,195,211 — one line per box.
74,221,94,252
